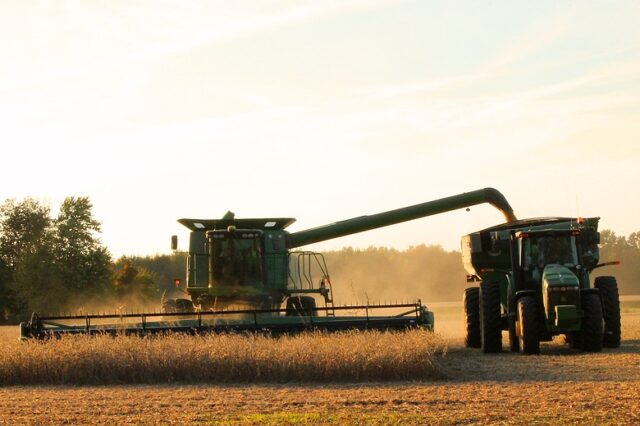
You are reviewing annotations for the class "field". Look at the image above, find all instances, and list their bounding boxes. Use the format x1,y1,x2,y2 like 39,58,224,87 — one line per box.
0,298,638,425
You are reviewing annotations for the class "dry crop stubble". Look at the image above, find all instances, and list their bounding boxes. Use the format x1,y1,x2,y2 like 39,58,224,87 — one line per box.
0,329,447,385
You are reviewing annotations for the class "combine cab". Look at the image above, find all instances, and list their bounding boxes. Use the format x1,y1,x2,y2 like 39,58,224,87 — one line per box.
462,217,621,354
21,188,517,339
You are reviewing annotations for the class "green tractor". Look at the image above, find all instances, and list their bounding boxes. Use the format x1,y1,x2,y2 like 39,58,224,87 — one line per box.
462,217,621,354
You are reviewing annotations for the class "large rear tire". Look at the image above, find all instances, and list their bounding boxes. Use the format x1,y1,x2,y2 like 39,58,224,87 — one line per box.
479,281,502,353
518,296,540,355
463,287,481,348
581,292,604,352
595,276,621,348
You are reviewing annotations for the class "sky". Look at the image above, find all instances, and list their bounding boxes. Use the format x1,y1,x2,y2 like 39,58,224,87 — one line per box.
1,0,639,257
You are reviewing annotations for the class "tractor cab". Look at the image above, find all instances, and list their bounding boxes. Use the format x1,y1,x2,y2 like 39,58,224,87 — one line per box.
515,230,583,291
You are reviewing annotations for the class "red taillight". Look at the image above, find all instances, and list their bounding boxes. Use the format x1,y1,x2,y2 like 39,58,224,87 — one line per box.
174,278,181,287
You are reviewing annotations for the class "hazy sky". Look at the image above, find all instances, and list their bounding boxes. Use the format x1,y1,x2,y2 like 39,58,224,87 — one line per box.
1,0,639,257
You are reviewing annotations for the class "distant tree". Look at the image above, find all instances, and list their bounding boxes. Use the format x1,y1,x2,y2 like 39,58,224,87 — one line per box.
0,197,113,321
0,199,52,321
114,259,159,302
52,197,112,296
597,229,640,294
115,253,186,293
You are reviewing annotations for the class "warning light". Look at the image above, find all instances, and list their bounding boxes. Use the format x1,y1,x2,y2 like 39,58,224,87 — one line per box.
577,217,585,224
174,278,181,287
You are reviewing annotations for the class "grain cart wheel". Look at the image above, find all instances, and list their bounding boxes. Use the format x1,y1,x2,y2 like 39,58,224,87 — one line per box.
581,292,604,352
161,298,177,314
595,276,621,348
508,314,520,353
286,296,318,317
463,287,481,348
175,298,195,313
567,332,582,350
518,296,540,355
479,281,502,353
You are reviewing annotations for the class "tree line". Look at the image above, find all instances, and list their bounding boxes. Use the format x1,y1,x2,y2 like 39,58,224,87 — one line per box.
0,197,184,323
0,197,637,323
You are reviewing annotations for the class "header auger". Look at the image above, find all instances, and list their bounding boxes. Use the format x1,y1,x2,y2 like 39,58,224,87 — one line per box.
21,188,516,339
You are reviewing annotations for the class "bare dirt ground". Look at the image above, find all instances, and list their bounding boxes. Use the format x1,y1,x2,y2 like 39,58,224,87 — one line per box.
0,305,638,425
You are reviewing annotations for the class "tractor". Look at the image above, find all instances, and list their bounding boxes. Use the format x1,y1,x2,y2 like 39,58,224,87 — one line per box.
462,217,621,354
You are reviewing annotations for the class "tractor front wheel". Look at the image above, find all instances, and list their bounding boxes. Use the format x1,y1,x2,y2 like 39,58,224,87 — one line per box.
463,287,481,348
581,292,604,352
479,281,502,353
518,296,540,355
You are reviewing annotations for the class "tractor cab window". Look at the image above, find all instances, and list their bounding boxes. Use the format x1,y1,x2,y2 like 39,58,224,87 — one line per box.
208,231,263,286
523,235,578,271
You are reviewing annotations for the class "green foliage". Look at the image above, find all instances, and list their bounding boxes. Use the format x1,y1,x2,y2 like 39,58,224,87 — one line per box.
52,197,112,295
113,259,160,302
0,199,52,321
0,197,112,322
114,253,186,293
596,230,640,295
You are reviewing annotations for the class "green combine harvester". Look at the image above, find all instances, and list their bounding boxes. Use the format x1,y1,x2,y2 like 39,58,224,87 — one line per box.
21,188,516,339
462,217,621,354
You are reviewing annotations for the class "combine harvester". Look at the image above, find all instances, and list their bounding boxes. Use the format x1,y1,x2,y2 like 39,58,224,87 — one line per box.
21,188,516,339
462,217,621,354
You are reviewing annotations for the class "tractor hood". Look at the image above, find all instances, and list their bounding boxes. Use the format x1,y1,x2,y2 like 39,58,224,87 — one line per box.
542,264,580,287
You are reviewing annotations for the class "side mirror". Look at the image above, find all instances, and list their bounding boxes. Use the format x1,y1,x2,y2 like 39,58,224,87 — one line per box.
171,235,178,251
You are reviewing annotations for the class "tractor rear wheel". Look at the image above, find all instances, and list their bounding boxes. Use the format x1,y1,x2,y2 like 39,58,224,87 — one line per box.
286,296,318,317
581,292,604,352
595,276,621,348
518,296,540,355
479,281,502,353
463,287,481,348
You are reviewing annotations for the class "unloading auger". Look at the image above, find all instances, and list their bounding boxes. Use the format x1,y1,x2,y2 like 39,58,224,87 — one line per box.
21,188,516,339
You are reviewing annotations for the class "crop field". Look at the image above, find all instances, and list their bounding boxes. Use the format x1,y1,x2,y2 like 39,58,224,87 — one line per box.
0,298,638,425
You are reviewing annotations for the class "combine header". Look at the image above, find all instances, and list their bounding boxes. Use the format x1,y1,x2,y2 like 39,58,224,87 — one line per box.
21,188,516,339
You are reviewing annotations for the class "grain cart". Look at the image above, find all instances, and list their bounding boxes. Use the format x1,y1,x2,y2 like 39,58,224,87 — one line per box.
462,217,621,354
21,188,516,339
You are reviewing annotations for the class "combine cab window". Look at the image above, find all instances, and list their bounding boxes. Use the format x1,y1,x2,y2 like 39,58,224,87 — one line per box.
209,233,263,286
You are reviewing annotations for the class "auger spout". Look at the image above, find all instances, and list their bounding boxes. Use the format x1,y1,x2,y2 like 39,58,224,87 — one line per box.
287,187,516,248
